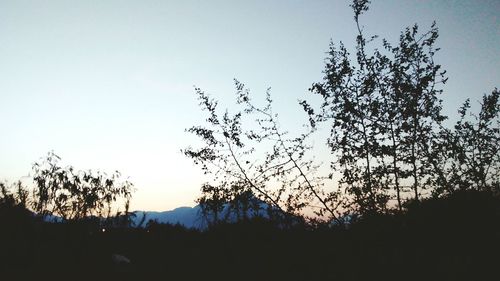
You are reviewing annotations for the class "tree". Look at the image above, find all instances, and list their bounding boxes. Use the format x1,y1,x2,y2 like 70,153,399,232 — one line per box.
184,80,342,225
304,0,447,213
430,89,500,195
31,151,134,221
0,180,30,209
385,22,447,203
186,0,498,221
0,181,33,225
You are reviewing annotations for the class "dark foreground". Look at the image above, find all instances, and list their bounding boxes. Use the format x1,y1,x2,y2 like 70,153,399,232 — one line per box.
1,191,499,281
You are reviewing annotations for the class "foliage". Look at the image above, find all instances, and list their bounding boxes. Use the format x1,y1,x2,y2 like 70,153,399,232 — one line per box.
186,0,498,221
303,0,447,214
430,89,500,195
0,180,30,209
31,151,134,221
0,181,33,228
184,80,343,225
3,1,500,279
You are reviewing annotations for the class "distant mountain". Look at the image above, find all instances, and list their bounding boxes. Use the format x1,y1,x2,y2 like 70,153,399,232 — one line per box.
40,204,269,229
38,194,287,229
132,197,274,229
132,205,204,229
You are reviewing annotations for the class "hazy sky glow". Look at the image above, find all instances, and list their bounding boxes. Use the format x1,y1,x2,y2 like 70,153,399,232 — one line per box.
1,0,498,211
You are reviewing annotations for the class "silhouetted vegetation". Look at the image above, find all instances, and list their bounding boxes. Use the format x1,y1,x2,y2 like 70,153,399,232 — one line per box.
185,0,499,225
1,1,499,280
32,151,134,222
1,191,500,280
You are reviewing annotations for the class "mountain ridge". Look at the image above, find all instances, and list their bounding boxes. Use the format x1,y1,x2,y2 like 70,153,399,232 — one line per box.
132,205,203,229
132,197,273,229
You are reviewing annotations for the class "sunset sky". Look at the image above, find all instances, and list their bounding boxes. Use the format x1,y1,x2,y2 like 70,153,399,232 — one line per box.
0,0,498,211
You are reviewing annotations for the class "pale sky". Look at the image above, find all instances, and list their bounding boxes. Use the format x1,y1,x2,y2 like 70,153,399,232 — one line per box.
0,0,498,211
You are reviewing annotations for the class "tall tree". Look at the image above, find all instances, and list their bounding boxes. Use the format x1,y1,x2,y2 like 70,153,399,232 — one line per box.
304,0,447,213
385,22,447,202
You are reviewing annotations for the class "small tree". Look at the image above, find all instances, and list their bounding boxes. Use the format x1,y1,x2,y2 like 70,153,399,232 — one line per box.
0,181,30,209
197,183,229,226
0,181,34,231
31,151,134,221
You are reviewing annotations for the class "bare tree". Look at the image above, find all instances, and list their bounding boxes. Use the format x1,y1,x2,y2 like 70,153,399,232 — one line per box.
184,80,342,225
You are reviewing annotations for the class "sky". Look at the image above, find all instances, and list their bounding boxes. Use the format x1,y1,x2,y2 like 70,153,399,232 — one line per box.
0,0,498,211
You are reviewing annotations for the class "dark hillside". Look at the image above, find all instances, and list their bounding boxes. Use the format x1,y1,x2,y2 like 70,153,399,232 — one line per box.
1,191,499,281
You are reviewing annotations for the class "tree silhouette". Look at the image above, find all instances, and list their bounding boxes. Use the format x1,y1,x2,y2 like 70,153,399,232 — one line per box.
0,181,33,226
430,89,500,195
186,0,498,222
184,80,342,225
304,0,447,213
31,151,134,222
